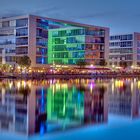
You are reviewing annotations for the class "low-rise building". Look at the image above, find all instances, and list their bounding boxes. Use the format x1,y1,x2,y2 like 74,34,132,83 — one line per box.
109,33,140,67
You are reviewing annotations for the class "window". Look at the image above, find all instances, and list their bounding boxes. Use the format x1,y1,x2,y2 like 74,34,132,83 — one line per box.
16,28,28,36
36,57,47,64
16,47,28,54
5,56,16,62
36,48,47,55
2,21,10,27
16,18,28,27
16,37,28,45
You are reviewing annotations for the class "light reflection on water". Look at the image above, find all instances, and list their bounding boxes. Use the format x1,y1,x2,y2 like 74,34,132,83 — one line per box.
0,78,140,136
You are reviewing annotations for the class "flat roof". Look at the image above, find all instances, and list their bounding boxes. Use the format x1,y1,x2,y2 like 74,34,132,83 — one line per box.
110,32,140,36
0,14,109,30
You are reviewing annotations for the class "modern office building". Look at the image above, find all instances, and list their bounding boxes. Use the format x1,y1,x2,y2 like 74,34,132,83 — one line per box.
48,26,109,65
0,15,109,68
109,33,140,67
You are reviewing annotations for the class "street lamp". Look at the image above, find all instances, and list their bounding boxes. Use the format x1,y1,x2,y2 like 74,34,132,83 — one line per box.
131,65,134,69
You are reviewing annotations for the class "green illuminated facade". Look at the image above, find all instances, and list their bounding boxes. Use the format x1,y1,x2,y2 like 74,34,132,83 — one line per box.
47,84,84,125
48,26,109,65
47,80,108,126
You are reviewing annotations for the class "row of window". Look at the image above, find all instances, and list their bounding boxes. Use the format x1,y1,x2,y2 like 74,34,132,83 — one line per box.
52,52,85,58
110,41,133,47
110,48,133,54
52,44,85,51
51,58,101,65
0,29,15,36
110,61,140,66
0,36,29,46
50,51,102,59
52,36,85,44
109,61,133,66
36,56,47,64
5,49,15,54
52,29,105,37
0,18,28,28
110,34,133,41
86,37,104,44
86,30,105,36
0,37,15,45
16,47,28,55
52,29,85,37
5,56,16,62
52,35,104,44
51,45,104,52
109,55,133,60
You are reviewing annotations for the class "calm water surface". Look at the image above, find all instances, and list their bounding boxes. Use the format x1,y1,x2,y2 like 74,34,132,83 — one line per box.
0,78,140,136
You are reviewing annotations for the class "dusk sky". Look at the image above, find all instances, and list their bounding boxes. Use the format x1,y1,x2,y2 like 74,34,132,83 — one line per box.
0,0,140,34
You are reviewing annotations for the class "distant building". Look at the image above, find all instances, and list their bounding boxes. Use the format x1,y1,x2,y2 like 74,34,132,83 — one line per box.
109,33,140,67
0,15,109,68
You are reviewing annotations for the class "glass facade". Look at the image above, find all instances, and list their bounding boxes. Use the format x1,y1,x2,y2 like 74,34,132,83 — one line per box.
35,18,74,64
48,27,106,65
0,15,108,66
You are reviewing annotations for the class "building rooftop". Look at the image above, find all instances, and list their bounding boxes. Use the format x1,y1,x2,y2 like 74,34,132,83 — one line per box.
0,14,109,30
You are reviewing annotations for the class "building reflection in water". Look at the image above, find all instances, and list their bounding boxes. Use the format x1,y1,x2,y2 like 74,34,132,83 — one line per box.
109,78,140,118
47,79,108,132
0,78,140,136
0,79,108,135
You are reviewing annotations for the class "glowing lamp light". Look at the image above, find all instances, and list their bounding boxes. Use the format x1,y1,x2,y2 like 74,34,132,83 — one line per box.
112,65,115,68
18,66,21,69
90,64,94,68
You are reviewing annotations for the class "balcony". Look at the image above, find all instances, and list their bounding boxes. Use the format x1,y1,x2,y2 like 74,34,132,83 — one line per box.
16,37,28,46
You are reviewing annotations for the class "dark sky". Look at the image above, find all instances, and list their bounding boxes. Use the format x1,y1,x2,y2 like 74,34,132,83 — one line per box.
0,0,140,34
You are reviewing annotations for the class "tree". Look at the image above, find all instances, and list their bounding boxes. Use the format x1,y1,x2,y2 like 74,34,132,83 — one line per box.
99,59,107,66
0,64,11,73
119,61,127,68
17,56,31,71
76,60,87,68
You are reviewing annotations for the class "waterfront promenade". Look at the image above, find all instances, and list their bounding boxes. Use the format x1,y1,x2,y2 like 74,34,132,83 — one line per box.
1,71,140,79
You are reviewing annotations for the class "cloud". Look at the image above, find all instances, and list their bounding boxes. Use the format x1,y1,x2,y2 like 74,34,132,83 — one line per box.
33,6,61,15
0,9,26,18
